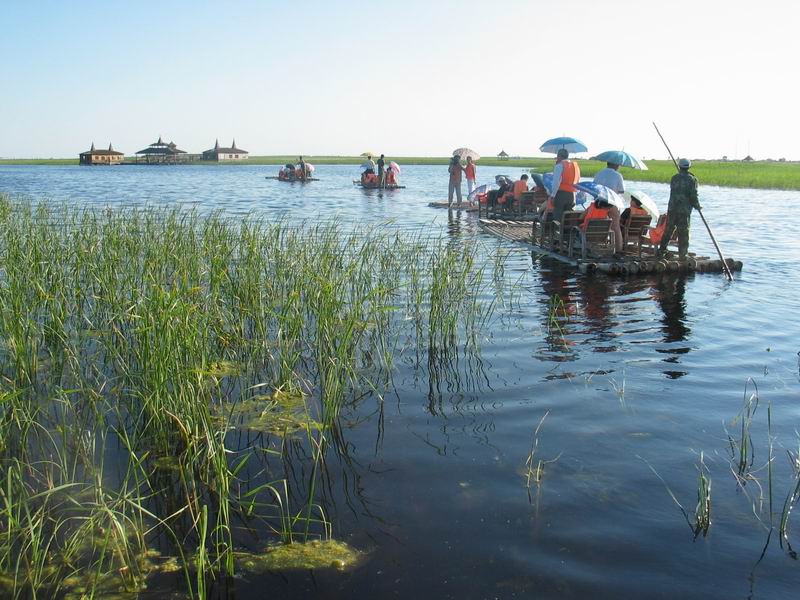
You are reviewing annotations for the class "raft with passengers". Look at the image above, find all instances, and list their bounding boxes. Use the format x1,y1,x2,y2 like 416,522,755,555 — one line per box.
353,155,405,189
266,157,319,182
472,138,743,278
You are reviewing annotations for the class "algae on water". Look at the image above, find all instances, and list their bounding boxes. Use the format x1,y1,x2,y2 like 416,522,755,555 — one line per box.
235,539,365,572
219,389,322,437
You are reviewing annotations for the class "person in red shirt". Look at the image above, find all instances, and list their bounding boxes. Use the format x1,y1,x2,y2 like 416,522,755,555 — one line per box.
465,156,477,196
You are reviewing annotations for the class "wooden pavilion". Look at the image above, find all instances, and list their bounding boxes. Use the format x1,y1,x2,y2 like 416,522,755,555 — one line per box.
202,139,249,161
135,137,189,164
79,142,124,165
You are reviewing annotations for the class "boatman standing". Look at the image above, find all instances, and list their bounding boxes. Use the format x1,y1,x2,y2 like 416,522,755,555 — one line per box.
377,154,386,186
549,148,581,223
658,158,701,259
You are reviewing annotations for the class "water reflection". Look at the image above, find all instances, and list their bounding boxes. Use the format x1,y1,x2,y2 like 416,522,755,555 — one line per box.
652,274,692,378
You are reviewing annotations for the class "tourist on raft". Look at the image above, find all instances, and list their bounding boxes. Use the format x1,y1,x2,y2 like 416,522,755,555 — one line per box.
465,156,477,196
658,157,701,259
619,196,649,228
361,168,379,187
593,161,625,194
278,163,297,181
448,154,464,205
549,148,581,223
385,166,398,186
512,174,529,204
580,197,623,254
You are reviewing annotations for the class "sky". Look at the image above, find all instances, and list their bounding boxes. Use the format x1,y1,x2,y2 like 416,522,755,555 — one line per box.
0,0,796,160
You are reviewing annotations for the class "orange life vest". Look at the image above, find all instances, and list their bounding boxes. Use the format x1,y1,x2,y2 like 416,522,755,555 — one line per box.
580,203,610,231
465,163,476,180
559,160,580,193
630,205,648,217
513,180,528,200
364,173,378,185
648,214,668,245
278,170,286,180
386,171,397,185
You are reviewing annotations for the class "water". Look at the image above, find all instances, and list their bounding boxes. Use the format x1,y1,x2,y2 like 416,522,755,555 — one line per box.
2,164,800,599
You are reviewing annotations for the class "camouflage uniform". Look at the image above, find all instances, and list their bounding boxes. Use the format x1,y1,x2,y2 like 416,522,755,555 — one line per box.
659,170,701,258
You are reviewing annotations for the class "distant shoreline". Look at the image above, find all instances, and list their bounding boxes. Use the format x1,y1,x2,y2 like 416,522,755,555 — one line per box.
1,156,798,190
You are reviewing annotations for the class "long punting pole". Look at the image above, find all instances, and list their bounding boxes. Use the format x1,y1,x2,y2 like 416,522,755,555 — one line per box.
652,122,734,281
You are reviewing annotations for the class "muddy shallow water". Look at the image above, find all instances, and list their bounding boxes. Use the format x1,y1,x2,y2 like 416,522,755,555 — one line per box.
2,164,799,598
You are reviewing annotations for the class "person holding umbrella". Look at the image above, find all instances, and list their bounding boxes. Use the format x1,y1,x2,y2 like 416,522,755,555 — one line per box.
550,148,581,223
658,158,702,259
298,156,307,181
448,154,464,206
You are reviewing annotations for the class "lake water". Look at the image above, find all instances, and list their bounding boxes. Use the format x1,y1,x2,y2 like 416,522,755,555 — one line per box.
2,164,800,599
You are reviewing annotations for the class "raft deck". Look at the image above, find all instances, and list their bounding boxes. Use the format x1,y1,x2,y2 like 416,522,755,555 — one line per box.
265,176,320,181
428,201,478,212
353,181,405,189
479,218,743,276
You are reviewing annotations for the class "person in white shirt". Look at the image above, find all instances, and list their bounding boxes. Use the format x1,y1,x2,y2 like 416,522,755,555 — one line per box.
592,162,625,194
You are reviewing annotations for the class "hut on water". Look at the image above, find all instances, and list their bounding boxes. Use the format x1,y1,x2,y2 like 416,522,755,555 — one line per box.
202,139,249,161
498,150,509,161
79,142,124,165
135,137,189,164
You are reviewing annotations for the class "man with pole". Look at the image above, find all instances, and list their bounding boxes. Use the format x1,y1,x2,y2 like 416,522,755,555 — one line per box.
652,122,733,280
658,157,700,260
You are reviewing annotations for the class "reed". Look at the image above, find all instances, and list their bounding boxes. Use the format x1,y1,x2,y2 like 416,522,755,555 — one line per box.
0,195,496,597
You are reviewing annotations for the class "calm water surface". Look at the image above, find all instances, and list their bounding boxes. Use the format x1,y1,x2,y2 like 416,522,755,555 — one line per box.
2,164,800,599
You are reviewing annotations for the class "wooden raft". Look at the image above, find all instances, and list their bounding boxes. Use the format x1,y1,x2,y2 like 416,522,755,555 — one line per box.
428,201,478,212
478,218,744,277
352,181,405,189
265,176,320,181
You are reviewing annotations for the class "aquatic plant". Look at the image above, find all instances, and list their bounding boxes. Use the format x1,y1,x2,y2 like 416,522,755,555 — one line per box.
0,195,496,597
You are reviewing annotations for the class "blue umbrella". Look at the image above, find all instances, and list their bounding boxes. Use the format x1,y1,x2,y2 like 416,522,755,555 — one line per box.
539,136,588,154
592,150,648,171
574,182,625,211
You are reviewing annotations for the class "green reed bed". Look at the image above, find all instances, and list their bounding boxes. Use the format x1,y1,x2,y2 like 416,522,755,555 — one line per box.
0,195,495,598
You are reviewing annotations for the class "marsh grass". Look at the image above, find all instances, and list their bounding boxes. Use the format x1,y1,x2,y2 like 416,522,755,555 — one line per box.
0,195,495,597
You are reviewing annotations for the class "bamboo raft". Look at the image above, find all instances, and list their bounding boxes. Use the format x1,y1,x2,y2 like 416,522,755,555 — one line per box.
428,201,478,211
352,181,405,189
265,176,320,181
478,218,744,276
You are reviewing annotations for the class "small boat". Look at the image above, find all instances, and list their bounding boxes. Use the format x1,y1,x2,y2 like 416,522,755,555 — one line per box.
478,218,743,277
427,201,478,212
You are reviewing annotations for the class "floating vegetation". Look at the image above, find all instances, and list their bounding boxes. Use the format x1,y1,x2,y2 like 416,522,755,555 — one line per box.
220,389,321,437
0,196,494,598
235,539,365,573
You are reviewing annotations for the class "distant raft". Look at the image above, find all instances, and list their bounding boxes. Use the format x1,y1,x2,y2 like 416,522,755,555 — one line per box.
478,218,743,277
266,176,320,182
353,180,405,189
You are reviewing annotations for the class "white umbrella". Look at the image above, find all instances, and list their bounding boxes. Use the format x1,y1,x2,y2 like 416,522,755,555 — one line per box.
388,161,401,174
625,190,660,220
452,147,480,161
299,162,315,173
467,183,496,201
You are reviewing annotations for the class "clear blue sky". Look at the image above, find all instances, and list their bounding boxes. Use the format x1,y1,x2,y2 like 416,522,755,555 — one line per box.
1,0,796,159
